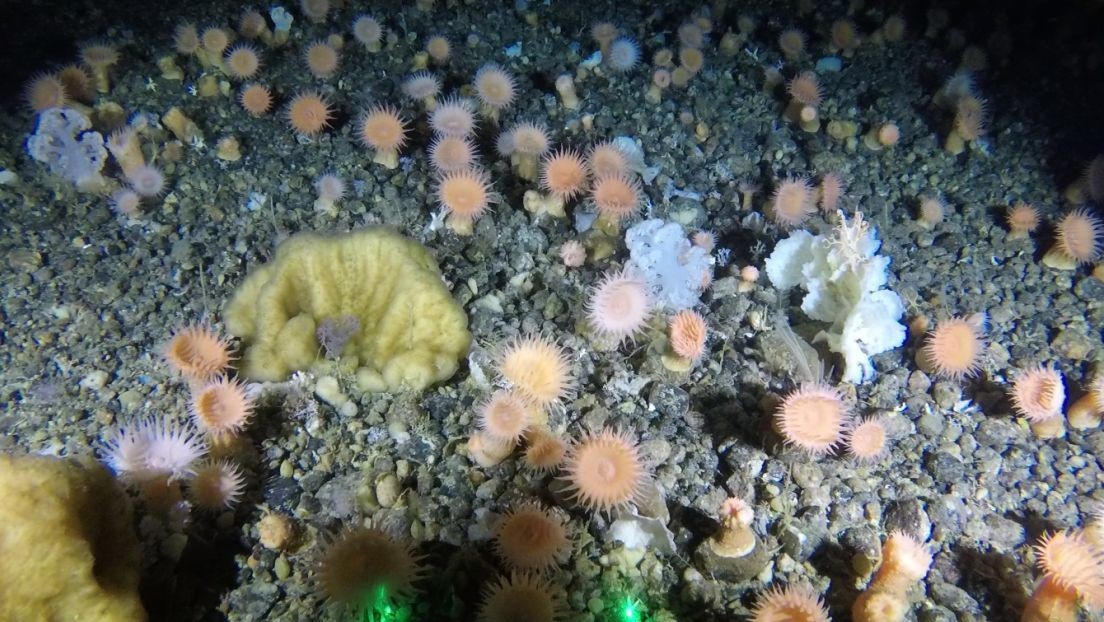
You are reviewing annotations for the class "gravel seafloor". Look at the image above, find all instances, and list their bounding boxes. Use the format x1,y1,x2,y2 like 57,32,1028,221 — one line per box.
1,0,1103,621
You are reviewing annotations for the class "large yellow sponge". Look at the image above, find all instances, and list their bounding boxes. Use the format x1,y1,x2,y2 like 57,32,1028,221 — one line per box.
0,453,146,621
224,227,471,392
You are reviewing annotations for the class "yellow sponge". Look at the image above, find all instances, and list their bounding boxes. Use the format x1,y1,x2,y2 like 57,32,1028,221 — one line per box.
224,227,471,392
0,454,146,621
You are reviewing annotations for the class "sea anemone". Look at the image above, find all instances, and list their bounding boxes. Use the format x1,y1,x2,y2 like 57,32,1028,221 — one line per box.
352,15,383,51
127,164,166,197
847,417,888,461
587,141,629,177
305,40,340,78
751,583,830,622
109,188,142,217
562,428,648,512
402,71,440,106
775,383,852,455
523,429,567,473
1006,202,1040,239
435,168,495,231
668,309,707,361
1045,208,1104,268
917,196,945,228
591,173,641,223
190,376,255,438
1026,530,1104,619
429,135,478,173
174,22,200,55
425,35,451,64
22,73,68,112
558,241,586,267
164,324,234,382
607,37,640,72
478,390,530,444
493,502,571,572
286,92,333,135
430,97,477,137
853,531,933,622
778,29,806,60
317,525,421,605
239,10,268,39
540,148,588,200
920,315,986,379
200,28,229,55
103,416,207,482
586,268,652,345
496,336,574,409
189,459,246,509
474,63,516,114
239,84,273,116
315,173,346,203
224,44,262,80
788,72,822,107
819,172,844,212
590,22,619,56
770,177,816,228
300,0,330,23
1010,365,1065,423
509,122,551,180
478,572,565,622
358,105,409,168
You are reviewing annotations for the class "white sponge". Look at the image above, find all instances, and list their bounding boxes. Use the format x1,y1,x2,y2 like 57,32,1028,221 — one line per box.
765,212,906,383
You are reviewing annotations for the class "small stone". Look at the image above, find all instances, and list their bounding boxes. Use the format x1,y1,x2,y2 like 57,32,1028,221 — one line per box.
274,555,291,580
375,473,400,508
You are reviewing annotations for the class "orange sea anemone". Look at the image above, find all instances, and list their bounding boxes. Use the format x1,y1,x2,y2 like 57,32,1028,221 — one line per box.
920,315,986,379
1006,202,1040,238
317,526,421,605
775,383,852,455
173,22,200,55
164,324,234,382
819,172,844,213
954,96,986,141
224,44,262,80
286,92,333,135
562,428,648,512
778,29,806,60
429,135,478,172
478,390,530,444
190,376,255,437
353,16,382,50
22,73,68,112
189,459,246,509
587,141,629,177
239,84,273,116
474,63,516,113
788,71,822,107
668,309,707,361
511,122,551,157
1023,530,1104,621
402,71,440,103
770,177,816,228
425,35,451,64
1010,365,1065,423
493,503,571,572
358,105,409,152
523,429,567,473
200,28,229,55
478,572,566,622
496,336,573,409
305,40,339,78
430,97,477,137
1048,208,1104,267
751,583,830,622
540,148,588,200
591,173,642,222
847,417,888,461
435,168,494,226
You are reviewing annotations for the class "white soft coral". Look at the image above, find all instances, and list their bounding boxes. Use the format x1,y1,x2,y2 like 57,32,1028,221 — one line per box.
765,211,906,383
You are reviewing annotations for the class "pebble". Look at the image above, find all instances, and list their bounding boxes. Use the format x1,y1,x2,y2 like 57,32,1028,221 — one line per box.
376,473,400,508
274,555,291,580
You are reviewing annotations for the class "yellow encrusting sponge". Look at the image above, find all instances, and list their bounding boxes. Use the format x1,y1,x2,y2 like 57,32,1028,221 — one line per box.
224,227,471,392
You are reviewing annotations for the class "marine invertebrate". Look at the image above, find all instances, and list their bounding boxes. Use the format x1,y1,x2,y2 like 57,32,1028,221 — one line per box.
1010,365,1066,438
558,241,586,267
300,0,330,23
778,28,806,60
163,324,233,382
945,95,986,154
189,459,246,510
1043,208,1103,269
474,63,516,120
607,37,640,72
425,35,451,64
430,97,477,137
358,105,409,169
751,583,830,622
238,10,269,40
586,268,652,345
587,141,629,177
305,40,340,78
402,71,440,108
22,74,68,112
540,148,587,200
775,383,852,455
103,416,207,483
174,22,200,55
554,74,579,109
523,429,567,473
223,228,471,392
239,84,273,115
189,376,255,438
1006,202,1040,239
919,315,986,380
286,91,333,135
591,21,619,57
496,335,573,409
853,531,933,622
478,572,565,622
1022,530,1104,622
847,417,888,461
109,188,141,217
493,503,571,572
478,390,530,444
917,196,945,228
770,177,816,228
819,172,844,212
562,428,648,512
591,173,642,224
224,44,262,80
317,526,421,605
668,309,707,361
435,168,495,234
80,42,120,92
429,135,478,172
507,122,550,181
352,15,383,51
126,164,165,197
